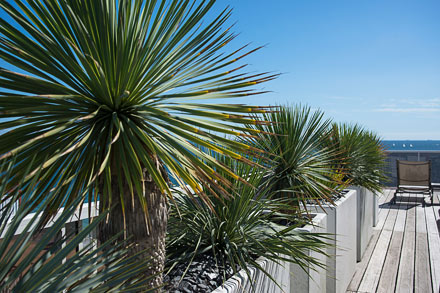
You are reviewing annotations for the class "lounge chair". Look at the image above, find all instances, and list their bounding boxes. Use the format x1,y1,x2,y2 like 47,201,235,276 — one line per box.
391,160,433,206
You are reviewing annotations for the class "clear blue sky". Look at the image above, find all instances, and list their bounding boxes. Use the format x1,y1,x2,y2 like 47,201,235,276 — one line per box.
216,0,440,140
1,1,439,140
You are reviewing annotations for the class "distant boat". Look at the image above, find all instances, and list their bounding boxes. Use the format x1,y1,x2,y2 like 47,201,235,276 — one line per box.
381,140,440,151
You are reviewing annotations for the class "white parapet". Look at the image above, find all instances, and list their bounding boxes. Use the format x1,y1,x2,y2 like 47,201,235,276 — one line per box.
307,189,357,293
0,201,99,239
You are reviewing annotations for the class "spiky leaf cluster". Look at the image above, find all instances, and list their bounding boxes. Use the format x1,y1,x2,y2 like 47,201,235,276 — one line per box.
0,0,275,217
242,104,341,208
167,155,329,287
326,123,387,193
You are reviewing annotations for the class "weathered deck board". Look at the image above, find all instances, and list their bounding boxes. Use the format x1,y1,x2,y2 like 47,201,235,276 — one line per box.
395,193,416,292
377,231,404,293
347,190,394,292
375,190,395,233
348,190,440,292
347,230,381,291
414,205,432,292
357,199,399,292
425,195,440,292
425,201,440,292
357,229,393,292
375,190,395,229
377,189,393,216
347,189,395,292
376,201,407,293
378,189,392,206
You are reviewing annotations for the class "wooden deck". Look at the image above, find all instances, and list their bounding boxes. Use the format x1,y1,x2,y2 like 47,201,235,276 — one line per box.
347,189,440,293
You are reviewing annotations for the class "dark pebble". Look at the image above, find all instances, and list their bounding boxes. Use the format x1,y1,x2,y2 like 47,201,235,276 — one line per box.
198,284,209,290
164,253,234,292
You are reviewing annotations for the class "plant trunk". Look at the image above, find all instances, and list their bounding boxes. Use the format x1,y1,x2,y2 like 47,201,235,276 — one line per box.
97,166,168,290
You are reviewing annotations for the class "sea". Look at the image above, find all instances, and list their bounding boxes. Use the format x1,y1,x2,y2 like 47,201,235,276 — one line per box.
381,140,440,151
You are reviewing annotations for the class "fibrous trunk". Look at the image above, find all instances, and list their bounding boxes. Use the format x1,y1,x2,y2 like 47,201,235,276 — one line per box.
97,167,168,290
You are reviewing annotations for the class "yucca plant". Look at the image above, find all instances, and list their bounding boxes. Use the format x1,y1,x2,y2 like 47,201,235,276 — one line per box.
166,155,329,289
325,123,387,193
0,162,156,292
242,104,341,211
0,0,275,287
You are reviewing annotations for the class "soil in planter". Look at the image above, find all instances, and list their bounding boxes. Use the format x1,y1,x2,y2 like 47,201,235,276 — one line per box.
270,216,305,227
163,253,237,293
305,189,349,205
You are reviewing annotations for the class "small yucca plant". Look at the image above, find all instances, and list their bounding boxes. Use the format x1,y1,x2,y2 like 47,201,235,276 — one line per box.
241,104,342,210
326,123,387,193
166,155,329,289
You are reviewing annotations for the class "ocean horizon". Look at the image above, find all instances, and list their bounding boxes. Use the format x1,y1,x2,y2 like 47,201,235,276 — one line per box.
382,140,440,151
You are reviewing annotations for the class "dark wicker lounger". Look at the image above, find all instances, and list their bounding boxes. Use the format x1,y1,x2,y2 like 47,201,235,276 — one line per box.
391,160,433,206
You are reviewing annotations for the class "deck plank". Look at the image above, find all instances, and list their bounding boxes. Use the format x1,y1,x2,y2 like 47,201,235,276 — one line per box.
377,189,391,206
432,191,439,205
347,229,380,291
376,201,407,293
376,190,395,229
347,190,439,293
395,193,416,292
414,204,432,292
425,204,440,293
347,190,395,291
357,201,399,292
357,229,393,292
377,189,393,216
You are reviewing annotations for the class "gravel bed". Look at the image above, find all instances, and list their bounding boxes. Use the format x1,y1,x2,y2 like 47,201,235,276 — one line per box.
164,254,236,293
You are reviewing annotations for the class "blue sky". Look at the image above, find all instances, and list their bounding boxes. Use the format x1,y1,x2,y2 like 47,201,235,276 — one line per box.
1,1,439,140
214,0,440,139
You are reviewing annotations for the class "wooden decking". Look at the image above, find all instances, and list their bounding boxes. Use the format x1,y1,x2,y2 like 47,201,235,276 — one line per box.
347,189,440,293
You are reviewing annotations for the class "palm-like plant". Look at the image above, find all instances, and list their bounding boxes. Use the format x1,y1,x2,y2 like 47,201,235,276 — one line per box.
326,123,387,193
243,104,340,210
0,0,275,287
167,155,328,289
0,162,156,292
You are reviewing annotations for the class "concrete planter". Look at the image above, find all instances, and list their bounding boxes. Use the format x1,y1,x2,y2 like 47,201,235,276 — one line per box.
306,189,357,293
348,186,375,261
290,213,327,293
213,213,327,293
212,256,289,293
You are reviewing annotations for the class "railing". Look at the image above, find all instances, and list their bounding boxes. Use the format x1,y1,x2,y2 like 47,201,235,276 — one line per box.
0,197,20,217
0,201,99,238
383,150,440,186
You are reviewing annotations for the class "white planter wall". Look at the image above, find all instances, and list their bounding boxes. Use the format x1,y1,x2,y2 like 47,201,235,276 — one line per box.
212,256,289,293
290,213,327,293
349,186,374,261
213,213,327,293
307,190,357,293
